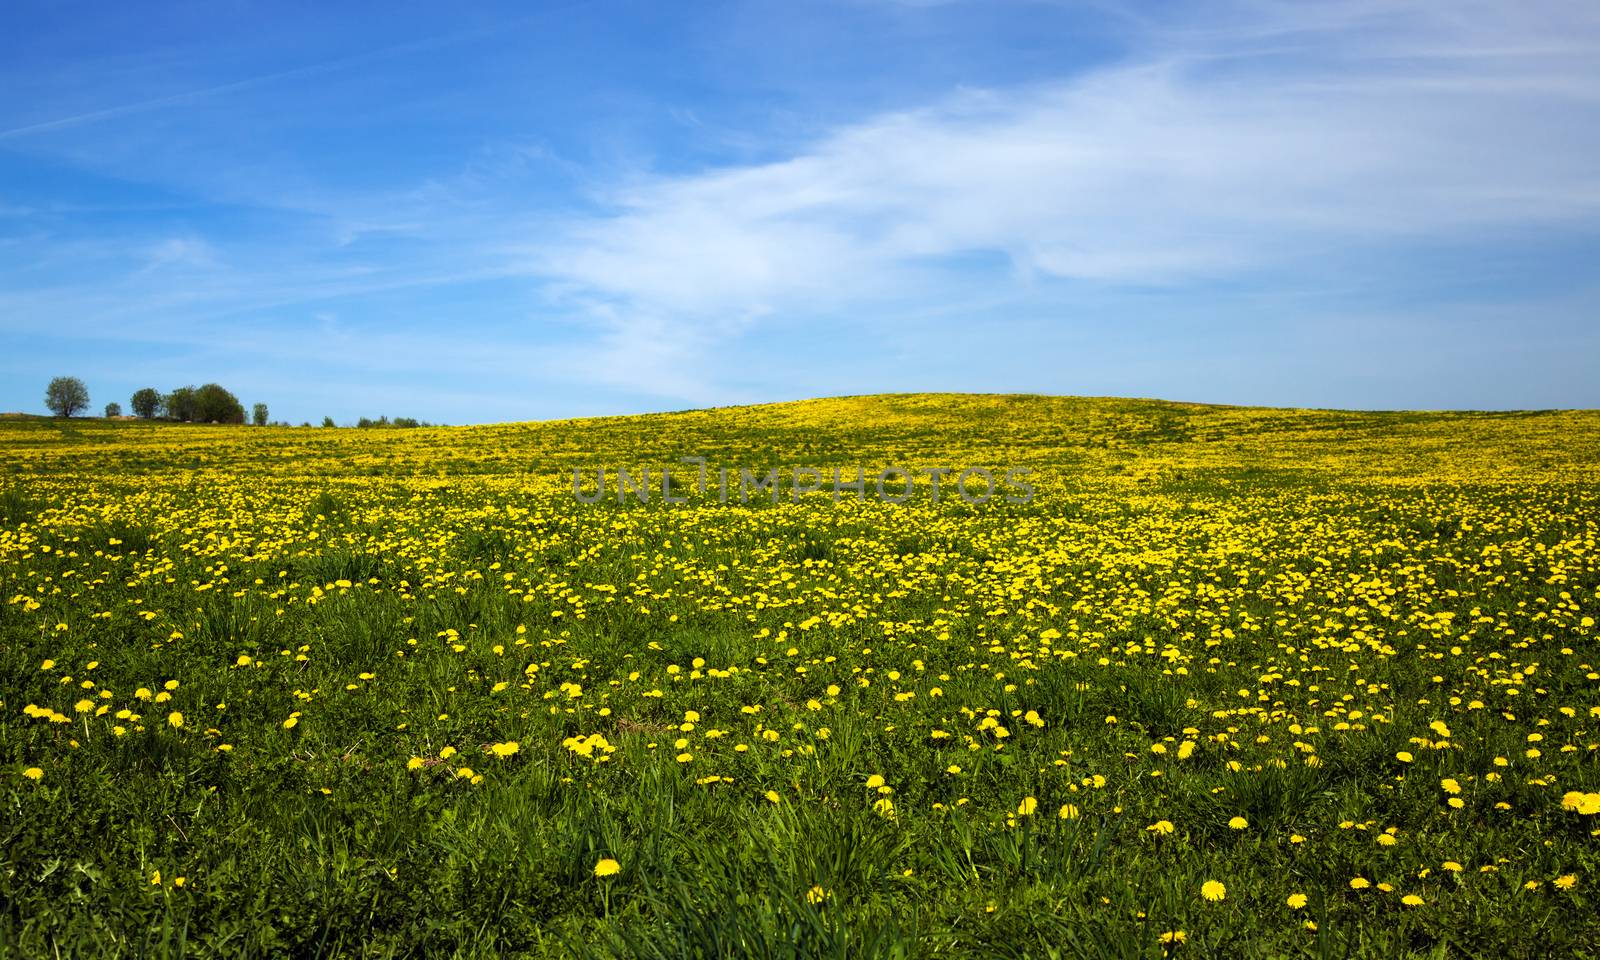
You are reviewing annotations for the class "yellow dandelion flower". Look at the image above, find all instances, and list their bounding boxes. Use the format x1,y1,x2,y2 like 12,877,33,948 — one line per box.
1560,791,1600,815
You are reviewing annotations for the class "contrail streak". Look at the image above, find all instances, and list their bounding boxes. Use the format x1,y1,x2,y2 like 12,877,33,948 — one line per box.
0,12,568,141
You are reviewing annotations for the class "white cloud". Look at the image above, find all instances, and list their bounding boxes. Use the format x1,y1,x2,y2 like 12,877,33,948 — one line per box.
140,236,218,272
536,0,1600,331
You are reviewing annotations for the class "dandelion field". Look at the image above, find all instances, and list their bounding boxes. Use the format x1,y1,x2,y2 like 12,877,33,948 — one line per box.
3,394,1599,958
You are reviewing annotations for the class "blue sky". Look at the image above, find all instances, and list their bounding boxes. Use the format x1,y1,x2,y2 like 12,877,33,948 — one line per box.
3,0,1598,423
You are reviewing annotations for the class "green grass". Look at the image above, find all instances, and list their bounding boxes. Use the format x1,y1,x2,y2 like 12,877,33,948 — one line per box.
1,395,1598,958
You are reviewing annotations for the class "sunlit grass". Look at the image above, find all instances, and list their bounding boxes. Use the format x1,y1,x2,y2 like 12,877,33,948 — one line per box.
2,395,1597,957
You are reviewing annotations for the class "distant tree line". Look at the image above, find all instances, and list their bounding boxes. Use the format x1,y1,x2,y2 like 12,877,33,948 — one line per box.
354,415,434,429
45,376,271,425
313,415,436,428
43,376,439,428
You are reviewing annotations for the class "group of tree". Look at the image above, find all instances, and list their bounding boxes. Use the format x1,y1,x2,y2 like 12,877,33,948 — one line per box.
155,384,247,423
354,415,433,428
46,376,266,425
44,377,438,428
304,415,437,428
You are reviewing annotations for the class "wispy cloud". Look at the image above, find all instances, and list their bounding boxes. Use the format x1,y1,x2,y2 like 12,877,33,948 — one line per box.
536,0,1600,342
0,15,565,143
138,235,218,273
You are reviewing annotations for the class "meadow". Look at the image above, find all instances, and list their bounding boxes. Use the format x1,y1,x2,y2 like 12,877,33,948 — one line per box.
2,394,1598,958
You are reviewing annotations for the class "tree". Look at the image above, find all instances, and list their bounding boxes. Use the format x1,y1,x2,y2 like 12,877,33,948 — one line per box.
165,386,198,422
45,377,90,418
104,402,123,418
252,403,269,427
194,383,245,424
321,416,336,428
130,388,162,419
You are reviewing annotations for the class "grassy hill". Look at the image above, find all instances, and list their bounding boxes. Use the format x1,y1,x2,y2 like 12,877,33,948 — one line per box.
2,394,1597,958
4,393,1599,481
